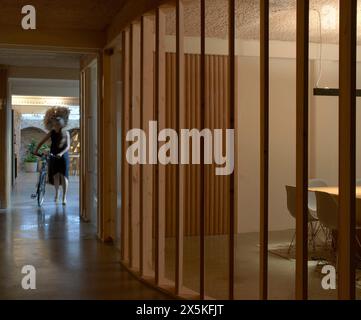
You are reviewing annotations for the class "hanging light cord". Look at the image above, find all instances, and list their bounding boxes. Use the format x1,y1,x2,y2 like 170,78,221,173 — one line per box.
312,9,323,88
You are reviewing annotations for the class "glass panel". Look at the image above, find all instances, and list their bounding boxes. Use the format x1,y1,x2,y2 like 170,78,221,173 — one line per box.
182,0,201,296
268,0,296,300
308,0,339,300
234,0,260,300
204,0,230,300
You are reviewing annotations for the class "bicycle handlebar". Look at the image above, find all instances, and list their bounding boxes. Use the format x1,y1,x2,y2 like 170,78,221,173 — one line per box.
33,152,57,159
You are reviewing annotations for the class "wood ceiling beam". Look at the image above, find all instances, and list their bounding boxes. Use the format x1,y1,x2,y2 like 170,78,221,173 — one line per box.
0,26,106,52
106,0,171,47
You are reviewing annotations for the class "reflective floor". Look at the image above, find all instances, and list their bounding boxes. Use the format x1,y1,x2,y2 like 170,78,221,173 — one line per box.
0,173,168,300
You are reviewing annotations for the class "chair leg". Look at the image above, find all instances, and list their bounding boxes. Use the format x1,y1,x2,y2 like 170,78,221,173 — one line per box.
288,232,296,254
308,221,318,252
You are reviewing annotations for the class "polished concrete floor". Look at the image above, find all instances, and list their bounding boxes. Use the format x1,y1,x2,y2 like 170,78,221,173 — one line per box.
0,173,168,300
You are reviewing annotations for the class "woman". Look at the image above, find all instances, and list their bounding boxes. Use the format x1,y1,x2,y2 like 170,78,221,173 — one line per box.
35,107,70,206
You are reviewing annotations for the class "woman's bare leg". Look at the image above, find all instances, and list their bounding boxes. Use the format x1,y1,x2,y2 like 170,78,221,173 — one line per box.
54,174,60,202
61,175,68,205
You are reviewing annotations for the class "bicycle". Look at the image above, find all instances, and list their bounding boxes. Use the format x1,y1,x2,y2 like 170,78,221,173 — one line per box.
31,153,56,207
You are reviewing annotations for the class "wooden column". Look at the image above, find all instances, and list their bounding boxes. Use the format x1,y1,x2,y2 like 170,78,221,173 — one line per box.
155,7,166,286
0,68,9,210
295,0,309,300
228,0,235,300
128,26,134,266
121,29,131,263
260,0,269,301
100,49,117,242
97,55,103,239
338,0,357,300
80,69,88,222
130,22,141,270
200,0,206,300
140,15,154,278
176,0,185,295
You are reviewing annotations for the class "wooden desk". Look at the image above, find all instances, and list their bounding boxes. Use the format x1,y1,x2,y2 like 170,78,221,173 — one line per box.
309,186,361,199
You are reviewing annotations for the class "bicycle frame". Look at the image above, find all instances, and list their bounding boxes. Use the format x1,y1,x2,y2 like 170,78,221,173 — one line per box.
31,153,55,206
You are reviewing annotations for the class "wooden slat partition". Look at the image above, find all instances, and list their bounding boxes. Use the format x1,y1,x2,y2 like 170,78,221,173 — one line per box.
155,7,166,286
228,0,235,300
184,54,201,238
338,0,357,300
295,0,309,300
176,0,185,295
260,0,269,300
121,29,131,263
140,15,154,277
164,53,229,238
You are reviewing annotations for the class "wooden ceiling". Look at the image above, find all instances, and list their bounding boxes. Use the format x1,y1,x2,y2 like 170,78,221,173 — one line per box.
0,0,126,31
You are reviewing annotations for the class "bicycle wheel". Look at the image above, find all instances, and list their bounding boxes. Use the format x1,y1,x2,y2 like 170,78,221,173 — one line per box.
37,172,46,207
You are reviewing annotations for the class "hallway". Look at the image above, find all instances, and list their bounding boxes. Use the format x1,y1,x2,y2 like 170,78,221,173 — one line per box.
0,174,168,300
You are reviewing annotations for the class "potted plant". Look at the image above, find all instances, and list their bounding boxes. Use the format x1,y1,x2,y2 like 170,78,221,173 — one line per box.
23,139,50,173
23,139,38,172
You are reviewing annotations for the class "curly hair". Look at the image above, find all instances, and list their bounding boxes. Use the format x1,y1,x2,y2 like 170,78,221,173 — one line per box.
44,107,70,131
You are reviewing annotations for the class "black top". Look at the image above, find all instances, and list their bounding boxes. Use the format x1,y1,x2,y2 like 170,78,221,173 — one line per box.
50,130,67,155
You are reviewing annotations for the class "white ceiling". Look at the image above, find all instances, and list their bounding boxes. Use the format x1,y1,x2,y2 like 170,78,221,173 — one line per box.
0,48,82,68
10,78,79,97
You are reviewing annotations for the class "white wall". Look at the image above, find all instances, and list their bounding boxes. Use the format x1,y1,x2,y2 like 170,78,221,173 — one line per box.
312,60,361,185
237,56,296,233
237,56,361,234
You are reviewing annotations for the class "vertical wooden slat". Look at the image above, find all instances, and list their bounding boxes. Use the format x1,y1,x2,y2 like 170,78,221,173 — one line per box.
128,26,134,266
338,0,357,300
140,15,154,278
228,0,235,300
97,55,103,239
132,22,141,270
155,6,166,286
260,0,269,301
176,0,185,295
295,0,309,300
121,30,129,262
200,0,206,300
101,49,117,241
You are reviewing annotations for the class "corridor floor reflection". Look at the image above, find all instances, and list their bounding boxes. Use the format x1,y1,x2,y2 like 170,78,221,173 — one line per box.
0,173,168,300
